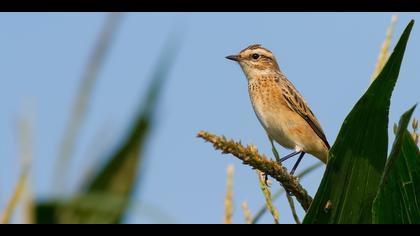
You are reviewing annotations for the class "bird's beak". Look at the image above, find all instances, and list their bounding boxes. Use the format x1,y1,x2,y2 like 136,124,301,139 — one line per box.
225,55,239,62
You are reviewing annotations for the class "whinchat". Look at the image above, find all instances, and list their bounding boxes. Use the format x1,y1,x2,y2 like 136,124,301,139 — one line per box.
226,44,330,174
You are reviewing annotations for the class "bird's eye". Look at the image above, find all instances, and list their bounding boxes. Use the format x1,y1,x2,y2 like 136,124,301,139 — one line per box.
251,53,260,60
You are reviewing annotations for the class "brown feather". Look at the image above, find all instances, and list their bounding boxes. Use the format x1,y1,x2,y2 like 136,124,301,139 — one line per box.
277,75,330,149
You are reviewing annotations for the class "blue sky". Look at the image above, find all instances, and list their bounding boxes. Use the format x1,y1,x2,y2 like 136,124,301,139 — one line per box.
0,13,419,224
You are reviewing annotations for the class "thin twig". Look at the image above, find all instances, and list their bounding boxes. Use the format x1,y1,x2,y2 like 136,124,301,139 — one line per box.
197,131,313,211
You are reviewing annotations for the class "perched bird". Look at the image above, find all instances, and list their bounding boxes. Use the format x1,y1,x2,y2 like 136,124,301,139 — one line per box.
226,44,330,175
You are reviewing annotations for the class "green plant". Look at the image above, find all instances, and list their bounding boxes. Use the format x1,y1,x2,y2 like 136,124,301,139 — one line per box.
19,14,183,224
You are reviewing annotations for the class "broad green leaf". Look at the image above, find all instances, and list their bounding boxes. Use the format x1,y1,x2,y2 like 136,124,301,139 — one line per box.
303,20,414,224
373,105,420,224
35,31,183,224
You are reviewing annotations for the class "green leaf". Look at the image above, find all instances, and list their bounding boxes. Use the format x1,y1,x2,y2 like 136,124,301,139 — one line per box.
303,20,414,224
35,31,183,224
373,105,420,224
53,13,123,193
35,201,61,224
35,193,126,224
78,33,182,224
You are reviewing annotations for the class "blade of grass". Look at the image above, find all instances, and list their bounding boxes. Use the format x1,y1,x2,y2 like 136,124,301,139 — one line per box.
78,32,181,223
76,120,116,191
36,24,184,224
62,29,183,224
53,13,123,195
84,27,183,198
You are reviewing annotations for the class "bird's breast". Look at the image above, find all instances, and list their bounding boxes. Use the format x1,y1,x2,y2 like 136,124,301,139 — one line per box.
248,79,297,149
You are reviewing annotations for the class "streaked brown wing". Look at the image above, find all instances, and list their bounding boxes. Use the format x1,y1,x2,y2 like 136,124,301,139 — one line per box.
278,76,330,149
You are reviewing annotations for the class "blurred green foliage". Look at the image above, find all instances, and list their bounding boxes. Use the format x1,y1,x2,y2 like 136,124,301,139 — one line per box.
34,14,183,224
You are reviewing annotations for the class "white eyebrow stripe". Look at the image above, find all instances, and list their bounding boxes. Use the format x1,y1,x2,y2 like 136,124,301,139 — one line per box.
251,48,271,55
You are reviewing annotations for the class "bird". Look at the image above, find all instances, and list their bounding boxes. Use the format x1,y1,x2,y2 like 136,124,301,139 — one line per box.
226,44,330,175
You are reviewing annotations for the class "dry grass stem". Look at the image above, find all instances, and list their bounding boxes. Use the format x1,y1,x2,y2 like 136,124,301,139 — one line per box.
0,169,29,224
257,170,279,224
1,112,33,224
412,118,419,145
285,193,301,224
371,14,398,82
251,162,322,224
223,165,234,224
241,201,252,224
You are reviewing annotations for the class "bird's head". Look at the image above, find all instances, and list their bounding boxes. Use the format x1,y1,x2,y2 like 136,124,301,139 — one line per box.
226,44,280,79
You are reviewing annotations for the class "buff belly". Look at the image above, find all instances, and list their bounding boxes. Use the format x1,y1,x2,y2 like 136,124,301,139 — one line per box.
250,95,328,164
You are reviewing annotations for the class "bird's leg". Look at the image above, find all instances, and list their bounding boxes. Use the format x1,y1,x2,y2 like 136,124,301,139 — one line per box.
290,152,306,176
284,152,306,196
279,151,300,163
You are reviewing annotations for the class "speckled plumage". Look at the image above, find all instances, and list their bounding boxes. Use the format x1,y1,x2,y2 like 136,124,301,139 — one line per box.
228,44,329,164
